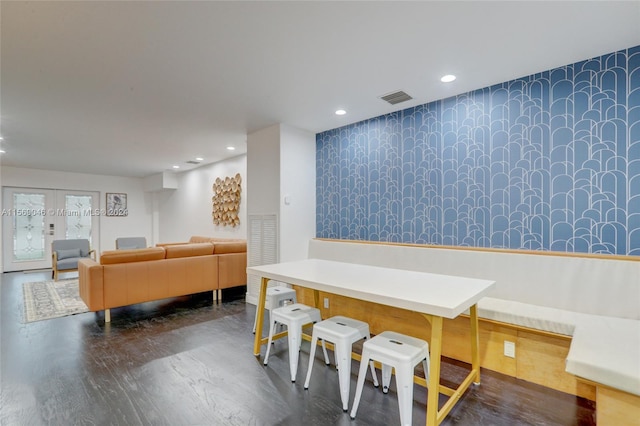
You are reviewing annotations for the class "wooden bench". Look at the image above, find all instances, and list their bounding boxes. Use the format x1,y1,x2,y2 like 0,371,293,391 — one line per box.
302,239,640,425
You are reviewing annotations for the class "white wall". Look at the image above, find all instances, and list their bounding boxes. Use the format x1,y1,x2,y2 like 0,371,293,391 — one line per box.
0,162,3,272
156,155,247,243
247,125,280,216
1,166,153,259
280,124,315,262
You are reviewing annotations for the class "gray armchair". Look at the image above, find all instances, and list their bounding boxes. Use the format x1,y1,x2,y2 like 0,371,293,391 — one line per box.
51,239,95,281
115,237,147,250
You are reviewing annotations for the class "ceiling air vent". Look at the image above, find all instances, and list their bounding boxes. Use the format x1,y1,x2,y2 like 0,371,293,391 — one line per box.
380,90,413,105
186,160,201,165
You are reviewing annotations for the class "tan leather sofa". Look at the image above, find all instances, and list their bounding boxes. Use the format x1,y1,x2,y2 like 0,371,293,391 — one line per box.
78,240,247,322
156,235,246,246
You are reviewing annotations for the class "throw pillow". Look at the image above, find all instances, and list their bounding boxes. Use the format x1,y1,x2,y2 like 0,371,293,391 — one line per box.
56,248,82,260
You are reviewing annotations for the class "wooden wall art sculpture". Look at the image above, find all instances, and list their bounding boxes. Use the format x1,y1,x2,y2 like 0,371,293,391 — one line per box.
212,173,241,227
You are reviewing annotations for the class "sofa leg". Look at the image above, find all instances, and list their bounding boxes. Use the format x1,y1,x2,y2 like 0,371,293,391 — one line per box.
218,289,222,303
105,309,111,323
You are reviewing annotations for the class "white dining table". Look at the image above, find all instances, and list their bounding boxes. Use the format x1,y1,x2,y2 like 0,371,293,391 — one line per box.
248,258,496,426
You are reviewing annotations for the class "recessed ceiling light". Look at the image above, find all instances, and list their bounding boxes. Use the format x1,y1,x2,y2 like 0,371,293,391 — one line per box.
172,165,180,169
195,157,204,161
0,136,4,140
440,74,457,83
0,149,5,154
226,146,235,151
335,109,347,116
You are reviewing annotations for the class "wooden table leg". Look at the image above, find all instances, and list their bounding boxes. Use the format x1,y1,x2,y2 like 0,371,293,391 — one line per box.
470,304,481,384
424,314,443,426
313,289,320,310
253,277,269,356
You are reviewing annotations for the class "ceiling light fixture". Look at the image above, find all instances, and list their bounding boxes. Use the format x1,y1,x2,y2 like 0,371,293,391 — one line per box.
0,136,4,140
226,146,235,151
172,165,180,169
440,74,457,83
195,157,204,161
0,149,5,154
335,109,346,116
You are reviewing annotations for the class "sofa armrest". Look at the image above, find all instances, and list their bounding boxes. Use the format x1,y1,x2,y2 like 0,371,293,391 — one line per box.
218,252,247,289
78,258,104,311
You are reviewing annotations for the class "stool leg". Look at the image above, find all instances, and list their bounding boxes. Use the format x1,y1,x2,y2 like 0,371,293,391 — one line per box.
382,364,393,394
252,306,260,334
364,334,379,387
303,330,320,389
422,358,430,381
321,339,330,365
368,360,379,387
336,341,351,412
263,318,278,365
349,349,371,419
288,322,302,382
395,364,414,426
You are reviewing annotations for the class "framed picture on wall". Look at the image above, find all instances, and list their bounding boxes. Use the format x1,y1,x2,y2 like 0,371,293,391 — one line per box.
106,193,128,216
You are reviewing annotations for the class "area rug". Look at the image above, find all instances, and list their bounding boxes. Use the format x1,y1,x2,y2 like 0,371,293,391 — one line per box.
22,279,89,323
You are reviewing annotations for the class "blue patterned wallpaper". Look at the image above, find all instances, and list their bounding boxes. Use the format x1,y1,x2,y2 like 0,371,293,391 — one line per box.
316,45,640,256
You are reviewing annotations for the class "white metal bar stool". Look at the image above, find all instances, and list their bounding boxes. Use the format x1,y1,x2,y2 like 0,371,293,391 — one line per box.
303,316,379,412
350,330,430,426
263,303,322,382
252,285,297,334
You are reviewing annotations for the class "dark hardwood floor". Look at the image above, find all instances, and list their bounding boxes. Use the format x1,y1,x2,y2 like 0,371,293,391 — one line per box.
1,271,596,425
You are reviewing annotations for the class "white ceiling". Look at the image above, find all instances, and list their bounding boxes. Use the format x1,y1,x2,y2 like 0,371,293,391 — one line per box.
1,1,639,178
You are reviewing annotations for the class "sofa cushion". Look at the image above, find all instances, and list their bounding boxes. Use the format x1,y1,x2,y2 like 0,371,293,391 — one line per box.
189,236,245,244
57,257,81,270
56,248,82,260
100,247,165,265
189,236,215,244
165,243,214,259
213,242,247,254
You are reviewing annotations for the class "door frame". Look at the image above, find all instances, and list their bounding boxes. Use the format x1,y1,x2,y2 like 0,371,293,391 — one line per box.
2,187,100,272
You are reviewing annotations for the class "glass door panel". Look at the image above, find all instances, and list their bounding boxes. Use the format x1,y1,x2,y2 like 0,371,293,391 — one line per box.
63,194,93,241
13,192,47,261
2,188,100,272
2,188,55,271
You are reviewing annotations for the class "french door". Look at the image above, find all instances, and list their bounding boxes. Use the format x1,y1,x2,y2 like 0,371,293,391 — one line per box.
2,187,100,272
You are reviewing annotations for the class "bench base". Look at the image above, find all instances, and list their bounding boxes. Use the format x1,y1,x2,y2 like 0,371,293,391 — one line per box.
296,288,597,401
595,385,640,426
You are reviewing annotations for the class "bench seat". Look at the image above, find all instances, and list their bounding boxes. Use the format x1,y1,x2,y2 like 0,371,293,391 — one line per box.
476,297,640,397
565,316,640,397
477,297,577,336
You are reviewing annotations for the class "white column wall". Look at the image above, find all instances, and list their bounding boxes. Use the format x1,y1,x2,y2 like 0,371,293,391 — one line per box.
245,123,316,304
279,124,315,262
0,162,3,271
247,125,281,216
246,124,281,302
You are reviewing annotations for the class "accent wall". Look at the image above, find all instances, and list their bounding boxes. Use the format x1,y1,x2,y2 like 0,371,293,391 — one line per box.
316,45,640,256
